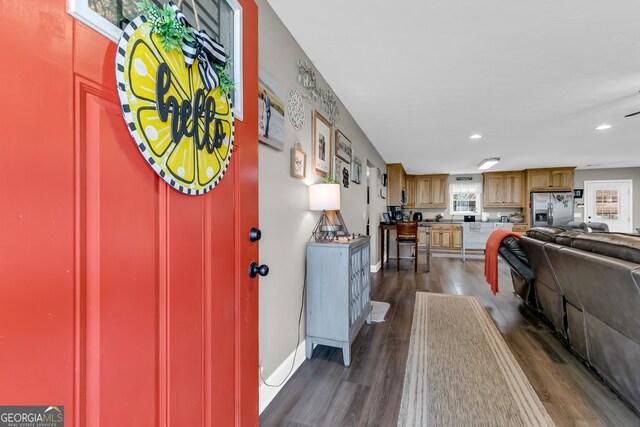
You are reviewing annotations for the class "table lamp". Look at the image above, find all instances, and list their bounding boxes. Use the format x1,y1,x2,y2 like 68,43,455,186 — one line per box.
309,183,349,242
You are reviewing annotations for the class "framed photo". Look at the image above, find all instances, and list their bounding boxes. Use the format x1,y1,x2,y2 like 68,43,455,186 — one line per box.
258,70,285,151
335,130,352,162
351,156,362,184
312,111,332,176
290,144,306,179
334,156,349,188
382,213,390,223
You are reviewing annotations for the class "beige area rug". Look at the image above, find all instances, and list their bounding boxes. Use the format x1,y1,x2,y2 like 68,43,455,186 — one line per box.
398,293,555,427
371,301,390,322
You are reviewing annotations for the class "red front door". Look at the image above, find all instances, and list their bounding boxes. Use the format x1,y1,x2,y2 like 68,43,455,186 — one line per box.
0,1,259,425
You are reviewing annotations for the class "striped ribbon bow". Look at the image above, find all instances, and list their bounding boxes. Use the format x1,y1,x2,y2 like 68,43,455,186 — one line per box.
169,2,227,91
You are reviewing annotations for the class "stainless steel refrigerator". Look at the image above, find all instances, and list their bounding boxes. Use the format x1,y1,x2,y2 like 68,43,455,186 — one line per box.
531,192,574,228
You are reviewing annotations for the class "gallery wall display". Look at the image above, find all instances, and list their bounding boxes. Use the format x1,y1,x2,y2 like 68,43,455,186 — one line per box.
335,130,352,162
258,70,285,151
290,142,306,179
334,156,349,188
287,88,305,131
351,156,362,184
312,110,332,176
115,2,234,195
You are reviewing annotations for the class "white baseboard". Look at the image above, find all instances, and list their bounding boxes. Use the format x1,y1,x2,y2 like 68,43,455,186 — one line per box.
370,260,381,273
259,340,307,414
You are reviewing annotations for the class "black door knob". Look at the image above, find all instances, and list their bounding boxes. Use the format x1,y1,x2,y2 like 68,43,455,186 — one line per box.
249,227,262,242
249,261,269,278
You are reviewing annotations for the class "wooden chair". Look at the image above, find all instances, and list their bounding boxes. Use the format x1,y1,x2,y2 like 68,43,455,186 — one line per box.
396,221,419,271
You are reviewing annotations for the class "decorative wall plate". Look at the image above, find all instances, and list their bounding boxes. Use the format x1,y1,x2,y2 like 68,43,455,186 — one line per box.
287,88,305,131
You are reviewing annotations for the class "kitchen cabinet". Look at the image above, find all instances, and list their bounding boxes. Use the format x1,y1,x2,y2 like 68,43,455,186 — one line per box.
483,171,524,208
452,226,462,248
405,175,416,208
527,167,575,192
512,224,528,234
387,163,406,206
430,224,461,249
305,238,371,366
415,174,449,208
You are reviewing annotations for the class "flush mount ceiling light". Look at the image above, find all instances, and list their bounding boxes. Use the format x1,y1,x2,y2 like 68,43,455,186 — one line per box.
596,124,612,130
470,134,482,139
478,157,500,170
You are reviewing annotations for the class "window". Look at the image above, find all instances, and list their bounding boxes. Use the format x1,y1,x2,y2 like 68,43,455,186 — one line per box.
68,0,243,119
595,189,619,220
450,182,482,215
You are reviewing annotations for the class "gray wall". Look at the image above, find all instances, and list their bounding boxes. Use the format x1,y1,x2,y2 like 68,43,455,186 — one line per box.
258,0,387,379
573,167,640,229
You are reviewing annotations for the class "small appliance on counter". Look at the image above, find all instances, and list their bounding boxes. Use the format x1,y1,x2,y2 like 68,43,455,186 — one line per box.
500,215,509,223
389,206,403,223
413,212,423,221
435,214,444,222
463,215,475,222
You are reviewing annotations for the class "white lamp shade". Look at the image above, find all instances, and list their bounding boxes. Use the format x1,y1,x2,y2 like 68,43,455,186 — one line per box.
309,183,341,211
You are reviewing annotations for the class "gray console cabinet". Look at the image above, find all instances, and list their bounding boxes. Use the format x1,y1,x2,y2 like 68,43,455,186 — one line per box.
305,237,372,366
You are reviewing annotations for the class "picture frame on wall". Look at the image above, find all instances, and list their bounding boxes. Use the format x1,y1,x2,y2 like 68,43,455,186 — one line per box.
312,110,332,176
334,156,349,188
335,130,352,162
290,143,307,179
351,156,362,184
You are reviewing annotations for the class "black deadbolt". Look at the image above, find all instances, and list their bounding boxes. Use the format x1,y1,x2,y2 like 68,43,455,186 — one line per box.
249,261,269,278
249,227,262,242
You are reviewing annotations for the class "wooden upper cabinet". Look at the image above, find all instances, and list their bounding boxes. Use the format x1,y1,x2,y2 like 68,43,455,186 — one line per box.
483,171,524,208
415,176,431,207
430,175,448,208
415,174,448,208
405,175,416,208
527,167,575,191
386,163,406,206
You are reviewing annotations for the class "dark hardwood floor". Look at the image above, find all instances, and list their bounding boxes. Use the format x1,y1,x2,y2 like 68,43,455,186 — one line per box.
260,257,640,426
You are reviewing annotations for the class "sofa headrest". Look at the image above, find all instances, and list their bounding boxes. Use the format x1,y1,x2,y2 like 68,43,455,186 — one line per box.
526,226,567,242
500,235,529,266
554,230,584,246
571,233,640,264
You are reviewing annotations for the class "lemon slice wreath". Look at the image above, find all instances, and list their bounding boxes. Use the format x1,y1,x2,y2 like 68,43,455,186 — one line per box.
115,8,234,195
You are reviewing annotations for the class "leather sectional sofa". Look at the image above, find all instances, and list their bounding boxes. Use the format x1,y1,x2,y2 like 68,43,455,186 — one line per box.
499,226,640,414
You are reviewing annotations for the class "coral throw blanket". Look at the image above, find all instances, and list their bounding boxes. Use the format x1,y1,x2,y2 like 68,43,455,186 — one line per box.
484,229,522,295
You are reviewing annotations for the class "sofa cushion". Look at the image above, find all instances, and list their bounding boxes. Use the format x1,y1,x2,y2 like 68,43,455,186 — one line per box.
571,233,640,264
526,226,566,242
554,230,584,246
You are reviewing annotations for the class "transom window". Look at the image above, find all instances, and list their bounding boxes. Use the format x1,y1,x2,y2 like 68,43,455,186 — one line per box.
69,0,243,118
450,182,482,215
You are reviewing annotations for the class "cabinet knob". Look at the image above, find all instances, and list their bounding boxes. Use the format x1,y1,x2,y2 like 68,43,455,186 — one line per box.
249,262,269,278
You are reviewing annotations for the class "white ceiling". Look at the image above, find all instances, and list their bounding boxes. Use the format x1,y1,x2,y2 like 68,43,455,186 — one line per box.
267,0,640,174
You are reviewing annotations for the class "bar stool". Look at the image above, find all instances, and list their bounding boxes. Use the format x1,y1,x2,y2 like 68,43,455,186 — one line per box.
396,221,419,271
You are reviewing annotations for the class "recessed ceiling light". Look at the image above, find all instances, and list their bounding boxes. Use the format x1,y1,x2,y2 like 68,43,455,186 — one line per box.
595,124,612,130
470,134,482,139
478,157,500,170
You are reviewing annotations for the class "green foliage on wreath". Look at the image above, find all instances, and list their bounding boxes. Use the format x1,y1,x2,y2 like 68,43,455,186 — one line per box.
137,0,194,52
136,0,234,95
216,61,235,96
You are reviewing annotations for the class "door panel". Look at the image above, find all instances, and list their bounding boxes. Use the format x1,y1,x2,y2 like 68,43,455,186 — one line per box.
82,86,160,426
585,180,632,233
0,1,259,425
